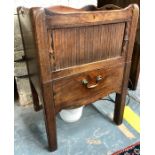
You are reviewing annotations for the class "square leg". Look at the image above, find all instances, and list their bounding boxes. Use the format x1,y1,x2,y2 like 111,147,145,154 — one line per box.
30,81,42,111
42,83,57,151
113,91,127,125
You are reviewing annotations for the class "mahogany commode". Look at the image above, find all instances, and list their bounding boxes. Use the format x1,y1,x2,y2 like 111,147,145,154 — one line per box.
18,4,139,151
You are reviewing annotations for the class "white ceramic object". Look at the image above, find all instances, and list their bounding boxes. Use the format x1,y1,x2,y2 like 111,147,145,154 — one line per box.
59,106,84,123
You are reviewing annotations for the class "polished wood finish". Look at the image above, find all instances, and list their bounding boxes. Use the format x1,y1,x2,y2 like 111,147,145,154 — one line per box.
97,0,140,90
52,57,124,80
53,63,124,113
18,4,139,151
50,23,125,71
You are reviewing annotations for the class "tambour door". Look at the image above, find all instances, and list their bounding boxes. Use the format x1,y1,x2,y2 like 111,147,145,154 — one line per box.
48,23,126,71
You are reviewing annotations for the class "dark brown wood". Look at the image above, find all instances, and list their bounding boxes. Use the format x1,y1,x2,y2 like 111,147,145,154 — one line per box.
46,7,132,28
97,0,140,90
129,29,140,89
114,62,131,124
52,57,124,80
18,7,57,151
31,8,57,151
29,80,42,111
114,4,139,124
42,83,57,151
50,23,125,70
18,4,139,151
53,63,124,113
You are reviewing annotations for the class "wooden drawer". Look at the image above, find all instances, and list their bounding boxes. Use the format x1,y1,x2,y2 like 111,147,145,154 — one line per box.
53,63,124,112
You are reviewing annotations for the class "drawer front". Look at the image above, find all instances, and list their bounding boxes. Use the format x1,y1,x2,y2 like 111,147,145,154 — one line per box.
53,64,124,112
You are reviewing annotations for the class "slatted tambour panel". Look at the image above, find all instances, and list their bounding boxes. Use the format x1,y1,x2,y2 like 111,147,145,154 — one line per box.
51,22,125,71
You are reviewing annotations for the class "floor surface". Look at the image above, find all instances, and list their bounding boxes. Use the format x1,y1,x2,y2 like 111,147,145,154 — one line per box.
14,85,140,155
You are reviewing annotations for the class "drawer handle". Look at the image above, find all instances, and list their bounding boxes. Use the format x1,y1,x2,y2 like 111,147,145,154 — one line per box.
82,75,102,89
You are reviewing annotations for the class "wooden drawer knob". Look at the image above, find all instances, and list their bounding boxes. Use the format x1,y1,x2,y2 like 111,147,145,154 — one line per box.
82,75,102,89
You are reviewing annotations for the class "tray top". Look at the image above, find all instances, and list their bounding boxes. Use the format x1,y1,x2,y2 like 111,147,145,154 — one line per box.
45,4,121,15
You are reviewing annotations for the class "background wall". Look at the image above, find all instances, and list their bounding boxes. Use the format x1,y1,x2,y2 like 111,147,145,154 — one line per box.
14,0,97,106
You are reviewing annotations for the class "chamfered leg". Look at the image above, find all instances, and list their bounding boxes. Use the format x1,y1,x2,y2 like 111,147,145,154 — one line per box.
113,62,131,125
113,91,127,125
42,83,57,151
30,80,42,111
